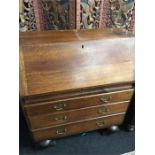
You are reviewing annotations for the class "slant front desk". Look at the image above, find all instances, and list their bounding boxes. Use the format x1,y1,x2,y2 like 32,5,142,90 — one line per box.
20,29,135,147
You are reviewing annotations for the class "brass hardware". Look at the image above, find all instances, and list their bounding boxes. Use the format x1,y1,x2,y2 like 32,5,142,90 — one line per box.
53,103,66,111
56,128,67,135
96,120,105,127
100,96,112,103
97,108,108,115
55,115,67,122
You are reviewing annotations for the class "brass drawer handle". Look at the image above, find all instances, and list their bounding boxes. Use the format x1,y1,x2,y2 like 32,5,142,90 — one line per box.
100,96,112,103
53,103,66,111
56,128,67,135
55,115,67,122
97,108,108,115
96,120,105,127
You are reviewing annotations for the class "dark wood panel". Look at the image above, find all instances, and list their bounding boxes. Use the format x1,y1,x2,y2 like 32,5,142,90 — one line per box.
24,89,134,116
28,101,129,129
32,113,125,141
124,92,135,131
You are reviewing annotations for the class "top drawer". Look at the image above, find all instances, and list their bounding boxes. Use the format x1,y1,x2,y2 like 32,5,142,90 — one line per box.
24,89,134,116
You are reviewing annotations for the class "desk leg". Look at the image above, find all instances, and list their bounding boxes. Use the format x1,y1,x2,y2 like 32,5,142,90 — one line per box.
34,140,56,149
124,93,135,132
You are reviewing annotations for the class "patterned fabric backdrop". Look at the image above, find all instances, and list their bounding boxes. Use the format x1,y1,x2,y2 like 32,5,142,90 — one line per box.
19,0,135,32
41,0,69,30
19,0,37,31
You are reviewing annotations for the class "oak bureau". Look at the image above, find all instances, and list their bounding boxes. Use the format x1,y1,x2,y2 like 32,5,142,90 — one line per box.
19,29,135,147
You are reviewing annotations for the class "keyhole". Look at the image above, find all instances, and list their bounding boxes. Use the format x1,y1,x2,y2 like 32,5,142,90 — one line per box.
82,45,84,48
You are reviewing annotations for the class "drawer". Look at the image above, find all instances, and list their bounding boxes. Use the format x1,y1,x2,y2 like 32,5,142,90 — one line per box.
32,113,125,142
29,101,129,129
24,89,134,116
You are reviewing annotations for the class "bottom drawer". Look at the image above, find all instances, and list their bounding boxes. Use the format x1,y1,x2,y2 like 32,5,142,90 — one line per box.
32,113,125,142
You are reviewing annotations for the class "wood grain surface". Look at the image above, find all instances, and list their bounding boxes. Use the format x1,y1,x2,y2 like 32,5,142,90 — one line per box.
19,29,135,143
24,89,134,116
28,101,129,129
20,29,134,97
32,113,125,141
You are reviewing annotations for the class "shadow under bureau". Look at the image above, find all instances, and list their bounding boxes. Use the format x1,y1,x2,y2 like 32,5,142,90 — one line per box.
19,29,135,147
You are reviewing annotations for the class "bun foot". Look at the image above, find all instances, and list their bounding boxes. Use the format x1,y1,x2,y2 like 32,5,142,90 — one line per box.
125,124,135,132
108,125,119,133
80,132,87,136
34,140,56,149
99,125,119,135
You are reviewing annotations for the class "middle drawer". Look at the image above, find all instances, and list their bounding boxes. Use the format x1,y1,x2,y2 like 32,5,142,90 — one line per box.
28,101,129,129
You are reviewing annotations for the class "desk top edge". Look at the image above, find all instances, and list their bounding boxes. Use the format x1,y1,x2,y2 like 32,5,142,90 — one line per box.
20,29,134,45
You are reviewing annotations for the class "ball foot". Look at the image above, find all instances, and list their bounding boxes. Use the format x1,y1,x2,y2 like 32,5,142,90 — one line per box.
125,124,135,132
99,125,119,135
34,140,56,149
80,132,87,136
108,125,119,133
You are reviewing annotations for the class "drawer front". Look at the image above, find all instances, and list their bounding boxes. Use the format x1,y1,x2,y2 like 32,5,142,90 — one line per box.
24,89,133,116
29,101,129,129
32,113,125,142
